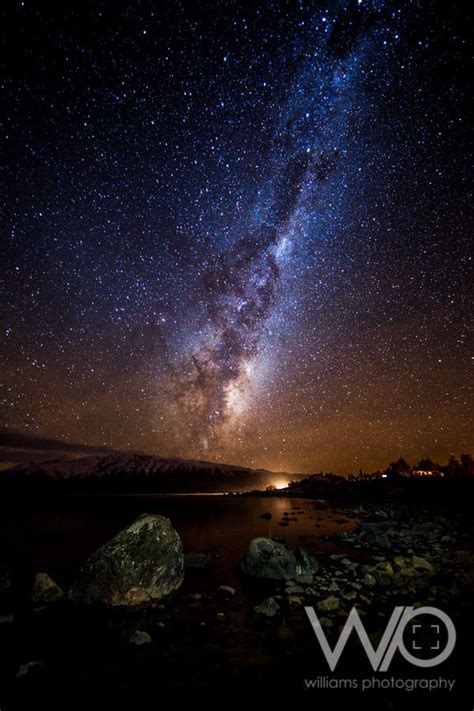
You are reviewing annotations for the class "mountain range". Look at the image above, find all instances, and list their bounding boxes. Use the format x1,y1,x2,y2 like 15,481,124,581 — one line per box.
0,452,296,493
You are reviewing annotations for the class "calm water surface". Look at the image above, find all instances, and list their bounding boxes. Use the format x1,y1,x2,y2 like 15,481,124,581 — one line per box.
1,495,359,591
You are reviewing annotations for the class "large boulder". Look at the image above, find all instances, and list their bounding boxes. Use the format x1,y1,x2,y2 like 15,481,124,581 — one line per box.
69,514,184,606
241,537,297,580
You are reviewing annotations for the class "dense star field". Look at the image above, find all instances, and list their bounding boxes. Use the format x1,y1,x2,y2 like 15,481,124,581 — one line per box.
1,1,472,473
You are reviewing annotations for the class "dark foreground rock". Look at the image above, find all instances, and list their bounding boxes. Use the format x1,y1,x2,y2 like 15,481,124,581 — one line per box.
69,514,184,606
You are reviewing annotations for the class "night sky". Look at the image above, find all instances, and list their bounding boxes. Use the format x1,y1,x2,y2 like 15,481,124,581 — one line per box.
1,1,472,474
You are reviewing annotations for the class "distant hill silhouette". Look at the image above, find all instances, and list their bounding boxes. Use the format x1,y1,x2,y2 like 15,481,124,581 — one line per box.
0,452,297,493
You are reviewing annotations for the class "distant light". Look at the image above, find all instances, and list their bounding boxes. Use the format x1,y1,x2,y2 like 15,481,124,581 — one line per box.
274,481,288,490
381,473,388,478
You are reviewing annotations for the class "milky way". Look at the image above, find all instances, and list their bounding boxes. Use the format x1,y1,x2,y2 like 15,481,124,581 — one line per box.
1,1,472,472
172,8,382,452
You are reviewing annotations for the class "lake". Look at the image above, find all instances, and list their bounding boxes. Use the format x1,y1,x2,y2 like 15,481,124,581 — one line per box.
0,494,360,592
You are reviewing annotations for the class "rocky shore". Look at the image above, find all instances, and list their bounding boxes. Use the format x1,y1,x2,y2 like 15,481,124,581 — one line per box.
0,499,473,707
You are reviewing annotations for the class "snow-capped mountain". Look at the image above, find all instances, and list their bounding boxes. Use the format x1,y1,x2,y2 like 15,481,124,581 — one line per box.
0,453,292,492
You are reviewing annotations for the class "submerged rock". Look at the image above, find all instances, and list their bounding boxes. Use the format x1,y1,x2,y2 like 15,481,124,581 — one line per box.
260,512,272,520
313,499,329,510
69,514,184,606
32,573,64,604
129,629,151,646
241,538,297,580
184,552,211,569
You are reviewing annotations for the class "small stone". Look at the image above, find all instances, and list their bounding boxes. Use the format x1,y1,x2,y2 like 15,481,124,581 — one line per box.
317,596,340,613
260,512,272,520
362,574,376,587
319,616,333,628
33,606,47,614
411,555,434,575
285,583,305,594
370,561,394,586
216,585,235,599
16,661,44,678
288,595,304,606
295,574,314,585
129,630,151,646
184,552,211,569
393,555,406,570
0,614,14,625
254,596,280,619
215,612,226,622
32,573,64,604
